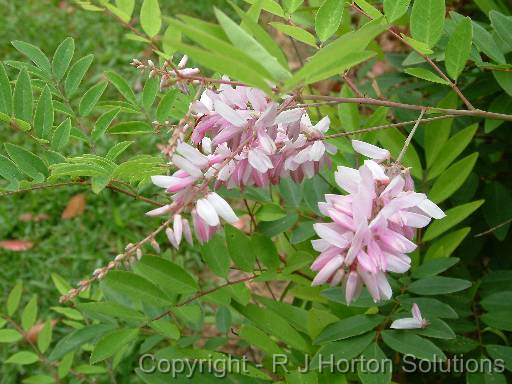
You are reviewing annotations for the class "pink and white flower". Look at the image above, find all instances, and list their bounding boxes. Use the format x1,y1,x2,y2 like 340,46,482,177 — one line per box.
390,303,429,329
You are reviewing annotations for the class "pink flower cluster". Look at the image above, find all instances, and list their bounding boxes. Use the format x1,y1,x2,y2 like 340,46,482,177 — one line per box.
311,140,445,305
148,81,335,245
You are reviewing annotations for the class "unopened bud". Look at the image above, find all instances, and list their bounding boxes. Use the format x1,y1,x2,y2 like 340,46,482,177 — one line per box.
136,248,142,260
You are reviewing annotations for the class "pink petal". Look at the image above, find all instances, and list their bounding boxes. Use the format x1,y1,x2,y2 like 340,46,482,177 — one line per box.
214,100,247,127
145,204,172,217
312,256,344,286
352,140,390,161
172,154,204,178
173,214,183,246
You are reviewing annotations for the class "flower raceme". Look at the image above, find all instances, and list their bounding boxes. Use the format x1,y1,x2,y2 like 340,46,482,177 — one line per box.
310,140,446,305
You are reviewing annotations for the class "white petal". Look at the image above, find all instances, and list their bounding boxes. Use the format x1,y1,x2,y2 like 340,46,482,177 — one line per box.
145,204,172,216
309,141,325,161
172,154,204,178
400,211,431,228
412,303,423,322
176,142,209,168
313,223,349,249
196,198,220,226
390,318,423,329
312,256,344,286
206,192,238,224
165,227,179,249
335,166,361,194
275,108,304,124
201,137,212,155
418,199,446,219
214,100,247,127
248,149,273,173
151,176,177,189
364,160,388,181
314,115,330,133
173,214,183,246
352,140,390,161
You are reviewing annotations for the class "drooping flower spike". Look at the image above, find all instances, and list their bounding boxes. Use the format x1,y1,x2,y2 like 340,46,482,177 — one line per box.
390,303,429,329
311,140,445,305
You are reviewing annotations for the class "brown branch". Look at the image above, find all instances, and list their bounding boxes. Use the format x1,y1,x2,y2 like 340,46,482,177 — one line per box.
474,218,512,238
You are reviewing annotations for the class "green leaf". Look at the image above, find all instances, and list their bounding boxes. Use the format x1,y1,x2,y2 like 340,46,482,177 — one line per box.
140,0,161,37
283,0,304,14
315,315,384,344
150,319,180,339
7,281,23,316
251,233,280,271
310,332,375,369
0,329,23,343
37,320,53,353
106,71,137,105
486,345,512,372
21,295,38,331
0,154,22,187
224,225,256,271
239,324,284,355
423,200,484,241
5,143,48,182
106,141,133,160
408,276,471,295
255,203,287,221
270,22,317,47
52,37,75,81
315,0,345,43
358,342,392,384
102,270,172,307
51,118,71,151
483,182,512,241
33,85,54,138
79,81,107,116
490,11,512,49
91,107,120,141
400,297,458,319
279,177,303,208
404,68,450,84
215,8,289,81
257,213,298,237
429,153,478,203
377,126,422,178
384,0,411,22
109,121,153,135
156,88,178,121
481,291,512,312
428,123,477,179
76,302,145,322
13,69,33,123
64,54,94,97
142,77,158,110
472,20,506,64
11,41,51,74
401,35,434,55
0,62,13,115
6,351,39,365
200,234,230,278
481,312,512,332
493,71,512,97
445,17,472,80
48,324,116,361
242,0,285,17
425,227,470,260
354,0,383,19
410,0,445,47
90,328,139,364
216,307,232,333
412,258,459,279
290,221,315,244
134,256,198,295
413,318,456,339
22,375,54,384
381,330,446,361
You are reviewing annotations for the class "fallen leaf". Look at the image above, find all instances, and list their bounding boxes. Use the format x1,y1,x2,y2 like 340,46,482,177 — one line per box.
0,240,34,251
18,213,50,222
61,193,86,219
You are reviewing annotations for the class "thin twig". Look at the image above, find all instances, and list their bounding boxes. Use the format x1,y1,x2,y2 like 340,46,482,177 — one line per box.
474,218,512,238
396,109,425,164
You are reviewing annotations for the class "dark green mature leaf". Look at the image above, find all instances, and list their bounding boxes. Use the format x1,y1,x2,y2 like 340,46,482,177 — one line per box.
290,221,315,244
270,22,317,47
140,0,161,37
358,342,392,384
48,324,116,361
13,69,32,123
408,276,471,295
381,330,446,361
0,154,23,187
428,123,478,179
279,177,303,208
79,81,107,116
251,233,280,271
404,68,449,84
446,17,472,80
310,332,375,369
5,143,48,182
315,0,345,43
106,71,137,105
224,225,256,271
400,298,458,319
134,256,198,295
52,37,75,81
480,291,512,312
240,324,284,356
315,315,384,344
12,41,51,74
77,302,145,322
0,62,12,115
483,182,512,241
429,153,478,203
90,328,139,364
150,319,180,339
412,258,460,279
410,0,445,47
258,213,298,236
91,107,120,141
384,0,411,22
472,19,505,64
33,85,53,138
481,312,512,332
102,271,172,306
21,295,38,331
486,345,512,372
413,318,456,339
106,141,133,161
64,54,94,97
51,118,71,151
215,307,232,333
490,11,512,49
201,234,230,278
437,335,479,354
109,121,153,135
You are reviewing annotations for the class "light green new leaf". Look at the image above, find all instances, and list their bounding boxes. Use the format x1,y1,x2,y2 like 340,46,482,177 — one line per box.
6,351,39,365
37,320,53,354
79,81,107,116
90,328,139,364
142,77,158,110
5,143,48,182
215,8,290,81
0,62,13,115
283,0,303,14
140,0,161,38
404,68,450,84
306,51,377,85
51,118,71,151
423,200,484,242
91,108,120,142
381,330,446,361
384,0,411,22
446,17,472,80
156,88,178,121
408,276,471,295
106,141,133,160
425,227,470,260
116,0,135,20
7,281,23,316
410,0,445,47
428,123,477,179
150,319,180,339
13,69,33,123
429,153,478,203
242,0,285,17
354,0,383,19
270,22,317,47
52,37,75,81
106,71,137,105
64,54,94,97
0,329,23,343
12,41,51,74
21,295,38,331
33,85,54,138
472,20,505,64
315,0,345,43
401,34,434,55
109,121,153,135
490,11,512,49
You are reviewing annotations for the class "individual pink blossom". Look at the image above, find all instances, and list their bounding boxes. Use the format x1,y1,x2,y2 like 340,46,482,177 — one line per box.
311,140,445,304
390,303,429,329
